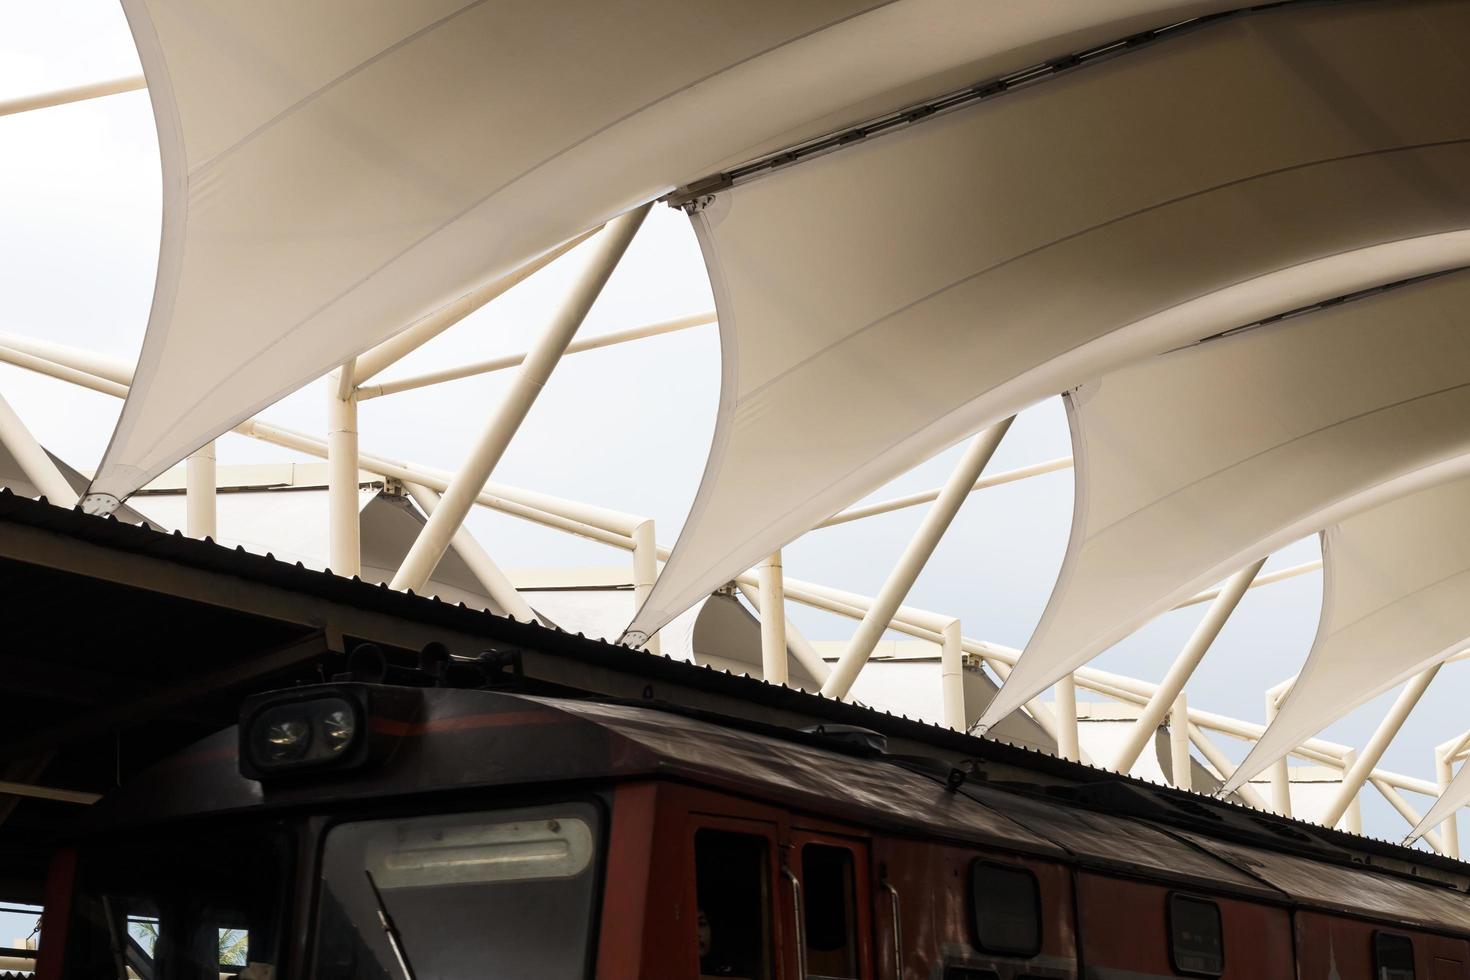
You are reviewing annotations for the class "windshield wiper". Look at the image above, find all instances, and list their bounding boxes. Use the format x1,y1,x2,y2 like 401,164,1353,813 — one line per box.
363,870,417,980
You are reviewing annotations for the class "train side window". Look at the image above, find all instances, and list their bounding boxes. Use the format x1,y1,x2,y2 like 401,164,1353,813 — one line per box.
1168,894,1224,977
801,844,859,978
695,829,773,980
968,862,1041,957
1374,932,1416,980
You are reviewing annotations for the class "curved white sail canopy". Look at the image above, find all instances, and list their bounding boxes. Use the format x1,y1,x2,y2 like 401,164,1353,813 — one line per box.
1413,744,1470,845
976,270,1470,732
628,0,1470,640
1224,475,1470,795
89,0,1255,507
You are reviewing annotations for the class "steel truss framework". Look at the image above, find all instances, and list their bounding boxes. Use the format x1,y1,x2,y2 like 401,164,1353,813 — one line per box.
3,36,1470,857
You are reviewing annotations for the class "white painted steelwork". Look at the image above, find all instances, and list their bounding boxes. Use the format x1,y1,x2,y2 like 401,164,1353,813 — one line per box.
185,441,216,539
392,207,650,596
9,1,1470,853
822,419,1012,700
1110,560,1266,771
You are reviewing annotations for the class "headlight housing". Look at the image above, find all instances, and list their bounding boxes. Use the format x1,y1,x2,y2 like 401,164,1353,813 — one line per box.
240,692,364,778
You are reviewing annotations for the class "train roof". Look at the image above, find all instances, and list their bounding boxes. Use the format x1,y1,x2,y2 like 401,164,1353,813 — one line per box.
89,682,1470,938
4,487,1470,932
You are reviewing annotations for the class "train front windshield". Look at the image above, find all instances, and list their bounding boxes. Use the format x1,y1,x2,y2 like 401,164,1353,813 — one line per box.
64,803,601,979
312,803,601,979
64,826,289,979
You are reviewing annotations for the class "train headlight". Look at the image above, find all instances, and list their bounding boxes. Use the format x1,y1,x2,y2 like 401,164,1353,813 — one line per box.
262,716,312,762
320,707,356,755
242,694,362,776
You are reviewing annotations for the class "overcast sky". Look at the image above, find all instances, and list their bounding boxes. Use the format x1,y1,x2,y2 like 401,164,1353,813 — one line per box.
4,1,1466,847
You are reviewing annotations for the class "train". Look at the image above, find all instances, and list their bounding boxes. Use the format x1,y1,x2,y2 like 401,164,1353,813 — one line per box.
27,637,1470,980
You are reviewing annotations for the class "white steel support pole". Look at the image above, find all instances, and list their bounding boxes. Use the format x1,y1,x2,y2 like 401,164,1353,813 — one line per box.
392,205,649,595
1189,724,1270,810
758,552,788,685
1111,558,1267,773
1055,674,1080,762
632,518,661,655
1321,665,1441,829
940,620,965,732
1265,692,1294,817
1341,748,1364,834
351,228,601,386
821,418,1014,700
185,441,217,539
0,75,145,118
986,658,1071,755
817,456,1073,528
327,367,361,577
1173,560,1322,611
1371,778,1446,855
359,312,715,400
0,391,76,508
735,582,830,684
403,483,537,624
1436,750,1462,859
1170,693,1192,791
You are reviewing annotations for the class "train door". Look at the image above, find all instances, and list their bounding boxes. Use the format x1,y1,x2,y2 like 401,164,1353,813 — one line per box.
785,832,874,980
687,813,787,980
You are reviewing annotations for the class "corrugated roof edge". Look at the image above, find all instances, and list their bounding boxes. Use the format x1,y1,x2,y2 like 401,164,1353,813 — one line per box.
0,487,1464,883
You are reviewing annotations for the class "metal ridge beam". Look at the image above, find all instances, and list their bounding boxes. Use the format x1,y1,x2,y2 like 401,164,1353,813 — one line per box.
669,0,1336,207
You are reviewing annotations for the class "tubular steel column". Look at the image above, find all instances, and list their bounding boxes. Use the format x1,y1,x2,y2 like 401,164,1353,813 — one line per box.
0,75,145,118
822,418,1014,700
0,391,76,507
1372,778,1445,855
632,518,661,655
404,482,537,623
1112,558,1266,773
758,552,788,685
392,205,649,594
185,441,217,539
940,620,965,732
1437,749,1462,859
981,654,1068,753
1170,693,1192,791
351,227,601,386
1265,689,1294,817
1190,725,1270,810
1321,664,1441,829
1341,748,1364,834
735,582,830,684
327,368,361,577
1055,673,1080,762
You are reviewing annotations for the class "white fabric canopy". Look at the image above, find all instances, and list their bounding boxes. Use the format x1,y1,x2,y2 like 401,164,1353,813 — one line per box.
1412,744,1470,845
91,0,1254,506
977,270,1470,732
628,0,1470,640
1224,476,1470,795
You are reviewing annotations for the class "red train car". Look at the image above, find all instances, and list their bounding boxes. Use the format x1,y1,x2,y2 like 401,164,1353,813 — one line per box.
31,654,1470,980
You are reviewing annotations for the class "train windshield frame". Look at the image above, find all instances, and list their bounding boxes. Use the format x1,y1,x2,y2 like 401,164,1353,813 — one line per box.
63,824,292,980
310,801,603,980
